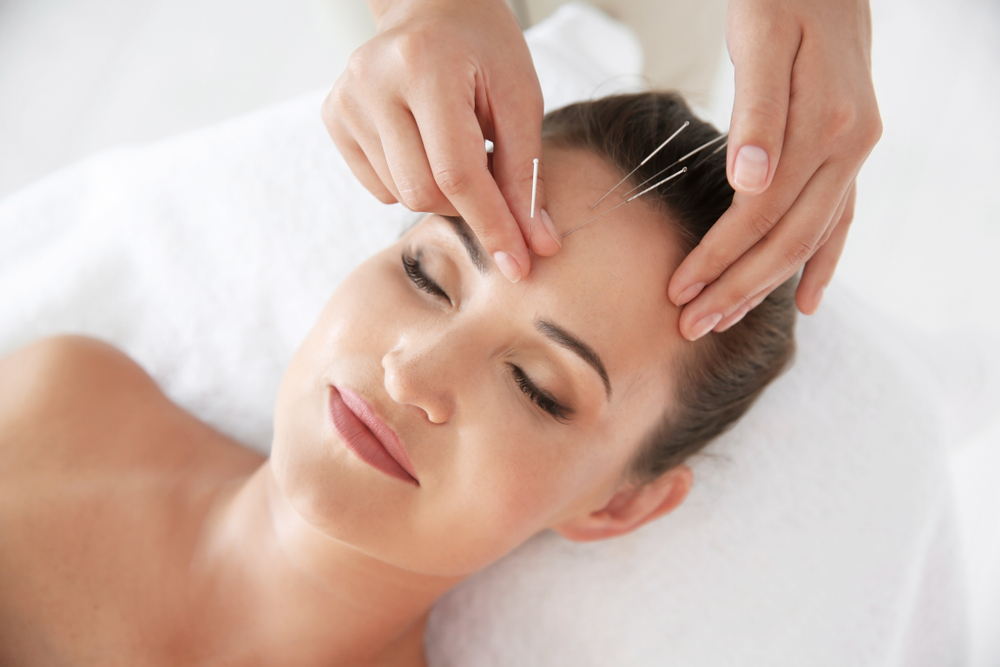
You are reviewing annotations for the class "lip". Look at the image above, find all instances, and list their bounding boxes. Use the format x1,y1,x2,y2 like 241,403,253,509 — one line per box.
328,386,419,486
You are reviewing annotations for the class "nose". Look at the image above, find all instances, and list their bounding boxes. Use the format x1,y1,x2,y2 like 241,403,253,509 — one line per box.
381,331,460,424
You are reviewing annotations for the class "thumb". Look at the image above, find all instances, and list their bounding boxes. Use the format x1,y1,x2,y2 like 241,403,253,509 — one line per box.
491,93,561,257
726,7,798,195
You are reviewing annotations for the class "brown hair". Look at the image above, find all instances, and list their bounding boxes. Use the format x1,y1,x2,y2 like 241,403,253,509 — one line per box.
542,92,797,480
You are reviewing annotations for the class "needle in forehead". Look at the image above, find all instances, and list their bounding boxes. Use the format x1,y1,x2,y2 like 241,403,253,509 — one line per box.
562,167,687,238
588,121,690,211
530,158,539,219
529,157,539,242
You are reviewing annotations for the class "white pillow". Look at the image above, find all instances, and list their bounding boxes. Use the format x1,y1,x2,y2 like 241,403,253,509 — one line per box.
0,3,976,664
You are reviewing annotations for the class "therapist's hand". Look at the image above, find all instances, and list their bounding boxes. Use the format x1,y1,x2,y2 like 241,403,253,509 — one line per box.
667,0,882,340
323,0,560,283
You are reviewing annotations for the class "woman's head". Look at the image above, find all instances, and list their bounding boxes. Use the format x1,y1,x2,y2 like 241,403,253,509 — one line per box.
271,92,795,578
542,93,797,479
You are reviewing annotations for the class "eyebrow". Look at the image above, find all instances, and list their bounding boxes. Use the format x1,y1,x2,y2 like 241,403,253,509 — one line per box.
536,320,612,399
444,216,487,275
442,215,611,399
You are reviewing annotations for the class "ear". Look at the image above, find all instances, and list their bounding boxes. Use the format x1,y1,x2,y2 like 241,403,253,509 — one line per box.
552,465,692,543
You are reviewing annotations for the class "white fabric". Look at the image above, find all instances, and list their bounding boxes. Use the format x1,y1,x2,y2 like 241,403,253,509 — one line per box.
426,290,974,666
0,3,989,664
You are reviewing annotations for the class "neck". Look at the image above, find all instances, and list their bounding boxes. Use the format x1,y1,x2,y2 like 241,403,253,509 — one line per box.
189,463,461,666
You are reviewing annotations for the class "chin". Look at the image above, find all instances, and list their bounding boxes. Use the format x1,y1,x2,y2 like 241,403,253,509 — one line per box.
270,426,526,578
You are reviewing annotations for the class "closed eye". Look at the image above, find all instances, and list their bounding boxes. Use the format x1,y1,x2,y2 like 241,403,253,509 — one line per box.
402,252,451,303
510,364,572,423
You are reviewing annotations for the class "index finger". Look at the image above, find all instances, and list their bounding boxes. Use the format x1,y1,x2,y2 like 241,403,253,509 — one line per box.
411,87,530,283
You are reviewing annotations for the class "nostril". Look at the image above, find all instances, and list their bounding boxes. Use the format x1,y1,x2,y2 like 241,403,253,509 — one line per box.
381,342,456,424
425,406,450,425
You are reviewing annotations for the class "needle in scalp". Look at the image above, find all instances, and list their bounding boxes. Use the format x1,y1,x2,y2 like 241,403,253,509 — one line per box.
563,167,688,238
621,133,727,199
588,121,690,210
692,138,729,171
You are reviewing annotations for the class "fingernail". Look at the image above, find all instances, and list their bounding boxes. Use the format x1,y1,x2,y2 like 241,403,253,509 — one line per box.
688,313,723,341
715,303,751,333
493,251,521,283
539,208,561,248
733,145,769,193
675,282,705,306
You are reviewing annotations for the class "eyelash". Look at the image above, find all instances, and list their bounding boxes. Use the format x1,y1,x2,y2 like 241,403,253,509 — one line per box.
511,365,572,423
402,252,450,302
402,251,569,424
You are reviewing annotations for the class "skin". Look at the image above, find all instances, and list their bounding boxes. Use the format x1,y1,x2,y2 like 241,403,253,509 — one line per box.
324,0,881,340
0,147,692,666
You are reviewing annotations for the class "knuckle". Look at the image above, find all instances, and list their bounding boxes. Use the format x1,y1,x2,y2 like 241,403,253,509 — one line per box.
393,28,434,66
701,248,736,279
321,89,345,129
344,47,373,82
783,237,815,268
397,180,443,212
432,162,474,198
863,112,884,148
741,95,788,144
744,206,781,239
728,286,757,307
825,100,860,141
824,99,882,153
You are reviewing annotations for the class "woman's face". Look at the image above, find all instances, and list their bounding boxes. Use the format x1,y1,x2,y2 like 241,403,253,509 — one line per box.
272,147,688,577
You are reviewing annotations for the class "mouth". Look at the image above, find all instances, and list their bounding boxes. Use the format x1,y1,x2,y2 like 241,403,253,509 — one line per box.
329,386,419,486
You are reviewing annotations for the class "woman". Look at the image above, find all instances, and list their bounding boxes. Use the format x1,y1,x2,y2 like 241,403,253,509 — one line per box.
0,92,794,666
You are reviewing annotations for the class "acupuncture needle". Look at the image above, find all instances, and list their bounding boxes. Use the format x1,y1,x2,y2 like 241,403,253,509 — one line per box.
691,139,729,171
563,167,687,237
529,157,539,243
589,121,690,210
621,134,727,199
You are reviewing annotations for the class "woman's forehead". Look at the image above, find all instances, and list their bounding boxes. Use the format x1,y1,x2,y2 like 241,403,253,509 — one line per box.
527,148,685,399
527,230,681,397
401,146,686,404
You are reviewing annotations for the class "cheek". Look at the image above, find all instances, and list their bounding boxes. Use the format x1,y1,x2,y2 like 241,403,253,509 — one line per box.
426,409,623,570
271,253,411,529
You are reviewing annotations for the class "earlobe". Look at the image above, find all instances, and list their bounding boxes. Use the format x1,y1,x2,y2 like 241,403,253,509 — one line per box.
553,465,692,543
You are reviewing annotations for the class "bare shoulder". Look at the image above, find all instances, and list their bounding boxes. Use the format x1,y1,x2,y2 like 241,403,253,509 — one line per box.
0,335,155,432
0,335,262,474
0,335,158,409
0,335,161,440
0,337,263,665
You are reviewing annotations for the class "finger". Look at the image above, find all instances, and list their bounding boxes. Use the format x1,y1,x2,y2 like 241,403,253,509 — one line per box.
325,111,398,205
678,160,854,341
489,80,560,256
815,177,854,250
350,114,403,205
725,4,800,195
713,283,774,333
797,182,856,315
411,89,530,282
669,142,825,307
327,84,405,205
379,104,458,216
